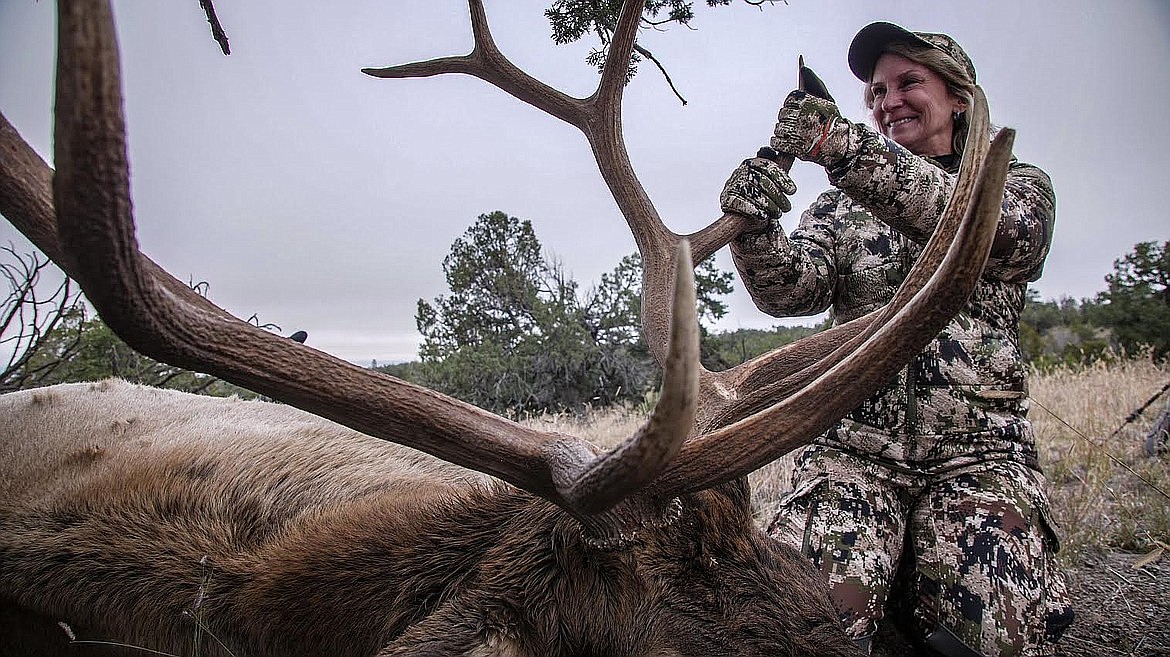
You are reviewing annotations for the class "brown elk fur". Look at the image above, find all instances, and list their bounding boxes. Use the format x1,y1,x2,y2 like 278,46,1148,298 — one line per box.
0,380,860,656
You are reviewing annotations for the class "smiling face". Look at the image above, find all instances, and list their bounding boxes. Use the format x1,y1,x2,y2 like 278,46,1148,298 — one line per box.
869,52,966,157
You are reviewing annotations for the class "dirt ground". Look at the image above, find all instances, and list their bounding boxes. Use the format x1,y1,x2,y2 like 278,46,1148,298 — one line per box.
1056,551,1170,657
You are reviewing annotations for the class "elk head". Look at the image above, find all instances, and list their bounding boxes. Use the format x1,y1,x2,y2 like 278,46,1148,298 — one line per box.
0,0,1013,655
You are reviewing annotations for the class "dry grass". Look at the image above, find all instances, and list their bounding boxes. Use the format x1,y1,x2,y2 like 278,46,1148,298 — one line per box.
528,358,1170,565
1030,357,1170,564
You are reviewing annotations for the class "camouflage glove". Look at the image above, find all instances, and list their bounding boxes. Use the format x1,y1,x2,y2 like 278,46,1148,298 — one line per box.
771,90,856,168
719,156,797,231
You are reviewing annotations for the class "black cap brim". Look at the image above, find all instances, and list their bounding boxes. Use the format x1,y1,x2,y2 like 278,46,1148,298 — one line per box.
847,22,935,82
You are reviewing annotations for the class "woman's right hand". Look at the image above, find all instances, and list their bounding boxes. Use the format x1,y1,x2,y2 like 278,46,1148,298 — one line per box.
719,156,797,232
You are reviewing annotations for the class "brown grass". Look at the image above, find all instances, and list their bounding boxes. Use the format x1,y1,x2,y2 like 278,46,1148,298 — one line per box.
529,358,1170,565
1030,357,1170,564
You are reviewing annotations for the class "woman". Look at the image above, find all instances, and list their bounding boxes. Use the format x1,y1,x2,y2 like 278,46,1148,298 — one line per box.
719,22,1073,657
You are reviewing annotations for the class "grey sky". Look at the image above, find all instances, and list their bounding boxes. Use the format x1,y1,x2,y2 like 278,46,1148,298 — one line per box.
2,1,1167,364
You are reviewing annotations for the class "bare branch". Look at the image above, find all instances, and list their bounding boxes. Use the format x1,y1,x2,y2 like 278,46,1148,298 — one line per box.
198,0,231,55
633,43,687,105
0,245,83,392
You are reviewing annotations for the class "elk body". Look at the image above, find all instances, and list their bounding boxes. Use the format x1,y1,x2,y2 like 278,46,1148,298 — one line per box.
0,1,1015,655
1,380,850,656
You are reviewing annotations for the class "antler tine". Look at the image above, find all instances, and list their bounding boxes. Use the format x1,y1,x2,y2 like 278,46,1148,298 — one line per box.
582,0,705,378
0,115,59,268
49,1,549,495
595,0,644,107
685,215,765,265
362,0,586,130
553,241,699,515
655,126,1015,495
36,0,700,518
366,0,687,373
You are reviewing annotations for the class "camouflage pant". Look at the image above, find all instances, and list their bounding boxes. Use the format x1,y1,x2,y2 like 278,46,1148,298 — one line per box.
768,446,1074,657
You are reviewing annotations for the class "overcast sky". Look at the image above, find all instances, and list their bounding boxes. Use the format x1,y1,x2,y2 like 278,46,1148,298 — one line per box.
2,1,1167,364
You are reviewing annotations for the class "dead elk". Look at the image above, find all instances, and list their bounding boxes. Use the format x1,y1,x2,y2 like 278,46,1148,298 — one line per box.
1,379,855,656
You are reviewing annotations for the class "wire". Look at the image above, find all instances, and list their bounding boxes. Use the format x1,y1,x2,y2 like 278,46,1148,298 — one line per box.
1030,394,1170,504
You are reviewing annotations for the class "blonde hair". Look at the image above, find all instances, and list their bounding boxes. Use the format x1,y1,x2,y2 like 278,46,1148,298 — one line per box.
863,41,977,156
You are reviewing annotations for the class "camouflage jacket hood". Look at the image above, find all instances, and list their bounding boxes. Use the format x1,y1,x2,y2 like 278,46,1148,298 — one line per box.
731,127,1055,464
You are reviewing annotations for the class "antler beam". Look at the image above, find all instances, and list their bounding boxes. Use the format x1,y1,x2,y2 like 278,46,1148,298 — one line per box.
0,0,703,519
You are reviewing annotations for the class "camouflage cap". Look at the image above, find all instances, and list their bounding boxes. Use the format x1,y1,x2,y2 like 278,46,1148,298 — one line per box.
847,21,977,84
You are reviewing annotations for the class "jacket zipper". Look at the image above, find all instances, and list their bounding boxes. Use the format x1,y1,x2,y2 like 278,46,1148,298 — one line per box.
899,232,921,444
905,359,919,432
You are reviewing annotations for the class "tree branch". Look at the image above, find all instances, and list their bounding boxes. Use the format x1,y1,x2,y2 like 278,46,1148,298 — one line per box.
633,43,687,105
198,0,230,55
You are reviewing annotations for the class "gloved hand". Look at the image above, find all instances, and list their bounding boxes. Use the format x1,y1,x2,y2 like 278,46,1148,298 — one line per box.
719,156,797,230
771,90,855,168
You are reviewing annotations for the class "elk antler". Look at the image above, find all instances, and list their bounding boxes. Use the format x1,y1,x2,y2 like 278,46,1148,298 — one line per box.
0,0,701,520
365,0,1010,496
1,0,1010,515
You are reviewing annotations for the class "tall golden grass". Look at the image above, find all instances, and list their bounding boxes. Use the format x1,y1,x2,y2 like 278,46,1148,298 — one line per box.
1030,357,1170,563
526,358,1170,564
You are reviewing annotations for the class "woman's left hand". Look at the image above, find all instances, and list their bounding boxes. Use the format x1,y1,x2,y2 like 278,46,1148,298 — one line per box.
771,90,855,168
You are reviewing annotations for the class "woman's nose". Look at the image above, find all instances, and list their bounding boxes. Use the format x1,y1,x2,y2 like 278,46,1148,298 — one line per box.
881,89,902,112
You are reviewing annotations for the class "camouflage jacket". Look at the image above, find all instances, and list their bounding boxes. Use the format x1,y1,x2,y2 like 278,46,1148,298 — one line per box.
731,129,1055,465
